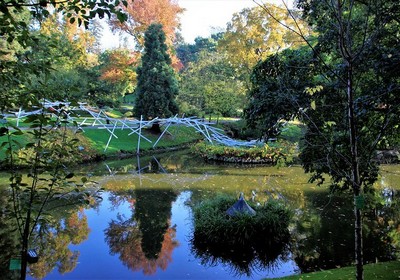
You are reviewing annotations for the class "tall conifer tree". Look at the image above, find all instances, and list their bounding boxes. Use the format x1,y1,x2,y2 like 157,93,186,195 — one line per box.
134,23,179,124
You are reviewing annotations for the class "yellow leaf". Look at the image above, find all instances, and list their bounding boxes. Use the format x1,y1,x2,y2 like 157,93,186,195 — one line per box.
311,100,316,110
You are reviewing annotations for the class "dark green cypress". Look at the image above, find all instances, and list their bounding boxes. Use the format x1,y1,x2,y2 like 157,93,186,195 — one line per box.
134,23,179,120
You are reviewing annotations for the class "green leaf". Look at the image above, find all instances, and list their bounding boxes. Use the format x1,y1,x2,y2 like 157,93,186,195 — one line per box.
117,12,127,23
0,129,8,138
311,100,316,110
11,130,24,136
65,173,74,179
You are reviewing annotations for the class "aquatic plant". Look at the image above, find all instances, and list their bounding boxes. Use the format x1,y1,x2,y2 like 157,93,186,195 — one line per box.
191,194,292,276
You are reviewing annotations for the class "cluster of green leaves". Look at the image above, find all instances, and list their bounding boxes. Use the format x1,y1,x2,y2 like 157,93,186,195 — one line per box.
191,141,295,165
244,46,315,140
178,50,245,117
296,0,400,190
176,35,221,69
246,1,400,191
0,0,127,43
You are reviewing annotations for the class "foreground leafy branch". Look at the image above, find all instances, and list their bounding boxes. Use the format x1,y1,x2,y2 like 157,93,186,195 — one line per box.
1,104,98,279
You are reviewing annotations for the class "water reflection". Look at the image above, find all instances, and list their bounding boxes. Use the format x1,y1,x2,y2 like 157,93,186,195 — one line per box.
105,189,178,275
291,189,400,273
291,192,354,272
0,153,399,279
29,209,90,278
104,174,179,275
191,224,291,276
0,186,93,280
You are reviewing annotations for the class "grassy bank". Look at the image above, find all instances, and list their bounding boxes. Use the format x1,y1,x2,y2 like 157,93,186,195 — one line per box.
0,124,202,164
272,261,400,280
190,121,303,165
83,125,202,155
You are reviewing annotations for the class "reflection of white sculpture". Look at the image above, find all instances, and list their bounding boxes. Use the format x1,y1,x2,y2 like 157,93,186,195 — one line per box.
9,100,261,153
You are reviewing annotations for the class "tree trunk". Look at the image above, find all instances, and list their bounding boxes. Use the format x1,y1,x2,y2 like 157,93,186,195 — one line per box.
20,213,31,280
347,62,364,280
150,122,161,134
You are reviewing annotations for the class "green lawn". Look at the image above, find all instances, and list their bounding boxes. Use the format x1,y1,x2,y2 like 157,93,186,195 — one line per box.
272,261,400,280
0,123,202,162
82,125,202,155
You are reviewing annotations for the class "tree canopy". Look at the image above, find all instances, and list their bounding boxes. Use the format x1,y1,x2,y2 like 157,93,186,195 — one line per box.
218,5,310,89
178,49,245,117
109,0,183,48
244,46,315,140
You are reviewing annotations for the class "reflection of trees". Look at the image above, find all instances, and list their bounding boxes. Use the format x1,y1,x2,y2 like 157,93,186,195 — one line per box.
363,188,400,261
191,229,290,277
291,193,354,272
136,188,177,259
79,150,206,176
0,189,20,280
0,187,91,280
29,209,90,279
105,188,179,275
292,189,400,273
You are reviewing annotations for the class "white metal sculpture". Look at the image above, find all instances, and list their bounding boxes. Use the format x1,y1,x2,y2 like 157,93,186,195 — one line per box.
7,100,261,153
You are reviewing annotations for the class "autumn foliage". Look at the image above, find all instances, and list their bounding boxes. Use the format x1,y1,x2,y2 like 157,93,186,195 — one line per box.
106,220,179,275
99,49,140,84
110,0,183,47
109,0,183,70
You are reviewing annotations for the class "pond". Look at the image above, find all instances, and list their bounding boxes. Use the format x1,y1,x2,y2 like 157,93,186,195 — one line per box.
1,151,400,279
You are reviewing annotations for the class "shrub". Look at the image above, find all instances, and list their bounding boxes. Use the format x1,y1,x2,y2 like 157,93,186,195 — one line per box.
191,141,295,164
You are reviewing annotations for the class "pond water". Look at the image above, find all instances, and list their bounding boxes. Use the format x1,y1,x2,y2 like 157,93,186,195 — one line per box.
1,151,400,279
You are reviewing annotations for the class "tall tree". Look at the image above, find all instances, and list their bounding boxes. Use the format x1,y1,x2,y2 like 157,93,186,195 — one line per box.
176,35,220,69
297,1,400,279
134,23,179,131
254,1,400,279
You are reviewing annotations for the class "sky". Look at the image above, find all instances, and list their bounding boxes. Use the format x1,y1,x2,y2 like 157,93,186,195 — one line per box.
100,0,290,49
177,0,257,43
